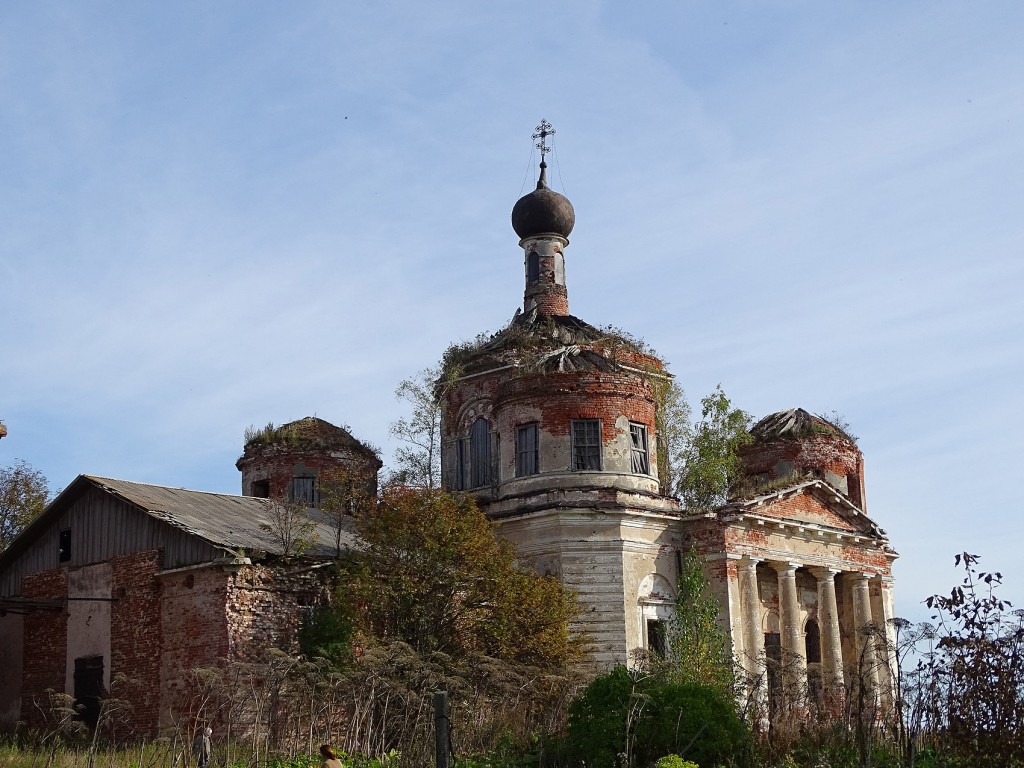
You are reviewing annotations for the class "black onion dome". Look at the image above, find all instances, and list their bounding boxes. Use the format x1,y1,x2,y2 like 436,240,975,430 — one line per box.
511,162,575,239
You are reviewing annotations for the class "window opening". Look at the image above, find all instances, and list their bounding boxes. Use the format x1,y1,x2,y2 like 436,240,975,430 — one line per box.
74,655,104,730
527,251,540,283
630,422,650,474
288,476,318,506
59,528,71,563
646,619,667,658
516,423,539,477
571,419,602,470
765,631,783,718
470,417,491,488
251,479,270,498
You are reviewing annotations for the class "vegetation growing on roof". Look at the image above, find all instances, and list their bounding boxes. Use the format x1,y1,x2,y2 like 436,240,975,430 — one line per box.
242,418,380,459
438,313,664,381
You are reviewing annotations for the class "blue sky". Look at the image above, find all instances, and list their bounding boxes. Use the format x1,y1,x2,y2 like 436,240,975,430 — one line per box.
2,1,1022,622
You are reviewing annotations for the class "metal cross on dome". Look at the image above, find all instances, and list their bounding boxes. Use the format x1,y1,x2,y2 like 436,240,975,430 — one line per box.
533,120,555,158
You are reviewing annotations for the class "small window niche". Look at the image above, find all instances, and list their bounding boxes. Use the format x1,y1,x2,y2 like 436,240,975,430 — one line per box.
251,479,270,498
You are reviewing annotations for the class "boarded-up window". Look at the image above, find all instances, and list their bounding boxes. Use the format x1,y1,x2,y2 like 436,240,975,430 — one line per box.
516,423,539,477
571,419,602,471
470,417,491,488
630,422,650,474
288,476,318,506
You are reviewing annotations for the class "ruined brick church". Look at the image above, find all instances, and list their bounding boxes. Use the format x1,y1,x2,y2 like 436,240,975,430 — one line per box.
0,128,897,733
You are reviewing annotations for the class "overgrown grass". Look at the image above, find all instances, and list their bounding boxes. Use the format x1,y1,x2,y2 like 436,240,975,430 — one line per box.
0,744,398,768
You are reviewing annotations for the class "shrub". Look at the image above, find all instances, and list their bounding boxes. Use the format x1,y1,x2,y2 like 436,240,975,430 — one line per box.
655,756,699,768
566,667,748,768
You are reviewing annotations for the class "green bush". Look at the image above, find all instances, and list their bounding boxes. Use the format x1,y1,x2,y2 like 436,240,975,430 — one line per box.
566,666,748,768
655,755,699,768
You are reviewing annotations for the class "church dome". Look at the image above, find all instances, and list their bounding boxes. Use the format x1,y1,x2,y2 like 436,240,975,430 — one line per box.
750,408,856,445
511,162,575,240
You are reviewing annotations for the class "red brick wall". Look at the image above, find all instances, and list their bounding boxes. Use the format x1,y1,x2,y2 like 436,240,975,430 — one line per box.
110,550,163,736
226,564,330,660
158,566,230,726
238,448,380,500
21,569,69,723
740,435,866,508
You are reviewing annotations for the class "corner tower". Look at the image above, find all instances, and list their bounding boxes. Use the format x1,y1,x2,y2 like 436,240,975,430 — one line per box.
439,124,683,668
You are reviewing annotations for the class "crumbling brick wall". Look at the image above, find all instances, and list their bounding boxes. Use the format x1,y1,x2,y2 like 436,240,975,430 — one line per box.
110,549,163,736
226,563,332,660
20,569,69,727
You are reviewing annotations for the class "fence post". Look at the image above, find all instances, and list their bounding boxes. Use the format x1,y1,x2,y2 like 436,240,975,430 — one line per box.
434,690,450,768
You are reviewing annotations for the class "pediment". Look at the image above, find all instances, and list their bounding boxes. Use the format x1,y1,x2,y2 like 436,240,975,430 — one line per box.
722,480,887,541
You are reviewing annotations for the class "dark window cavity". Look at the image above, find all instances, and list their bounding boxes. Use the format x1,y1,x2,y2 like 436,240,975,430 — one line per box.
571,419,602,471
470,417,492,488
527,251,540,283
516,423,539,477
59,528,71,563
288,476,318,506
73,655,104,730
630,422,650,474
646,619,667,657
251,479,270,498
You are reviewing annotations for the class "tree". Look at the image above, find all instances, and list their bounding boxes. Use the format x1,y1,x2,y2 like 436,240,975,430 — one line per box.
657,547,734,693
653,380,692,497
339,485,583,667
259,499,318,557
676,385,752,511
316,464,375,557
389,366,444,489
0,459,50,551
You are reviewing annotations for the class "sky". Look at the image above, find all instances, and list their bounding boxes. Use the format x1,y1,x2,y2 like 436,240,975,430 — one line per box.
2,1,1022,624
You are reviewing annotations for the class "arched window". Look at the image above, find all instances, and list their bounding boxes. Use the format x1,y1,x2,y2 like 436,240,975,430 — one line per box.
527,251,540,283
470,417,491,488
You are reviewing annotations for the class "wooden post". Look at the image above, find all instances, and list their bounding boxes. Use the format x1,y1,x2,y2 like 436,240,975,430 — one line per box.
434,690,450,768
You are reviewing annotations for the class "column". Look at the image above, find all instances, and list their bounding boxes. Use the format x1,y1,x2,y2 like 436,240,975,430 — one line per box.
811,566,845,709
772,561,807,702
872,575,898,706
850,572,880,698
737,557,767,713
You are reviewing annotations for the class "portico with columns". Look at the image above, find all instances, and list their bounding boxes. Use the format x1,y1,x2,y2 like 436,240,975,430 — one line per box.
683,477,898,715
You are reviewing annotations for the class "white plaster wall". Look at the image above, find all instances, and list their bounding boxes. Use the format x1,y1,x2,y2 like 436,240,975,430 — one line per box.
499,508,678,668
65,563,112,694
0,612,24,729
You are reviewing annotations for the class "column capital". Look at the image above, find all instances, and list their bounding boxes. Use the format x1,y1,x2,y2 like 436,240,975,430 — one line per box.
809,565,841,581
769,560,800,576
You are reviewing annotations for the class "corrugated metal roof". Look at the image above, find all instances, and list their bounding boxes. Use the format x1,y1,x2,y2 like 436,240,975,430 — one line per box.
85,475,357,558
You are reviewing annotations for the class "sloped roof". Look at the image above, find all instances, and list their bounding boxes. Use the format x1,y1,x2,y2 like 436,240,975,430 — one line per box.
750,408,856,444
85,476,356,558
0,475,357,571
239,416,382,466
719,478,889,541
442,310,666,378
